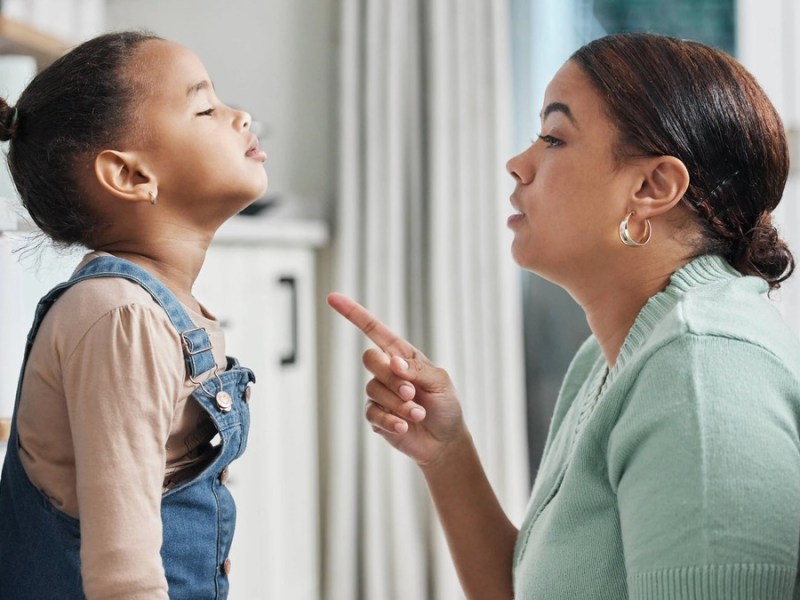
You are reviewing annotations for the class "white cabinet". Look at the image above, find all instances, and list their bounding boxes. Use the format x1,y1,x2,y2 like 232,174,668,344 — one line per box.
193,235,323,600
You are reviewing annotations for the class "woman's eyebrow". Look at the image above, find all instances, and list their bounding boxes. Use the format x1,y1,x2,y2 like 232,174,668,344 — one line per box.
540,102,578,128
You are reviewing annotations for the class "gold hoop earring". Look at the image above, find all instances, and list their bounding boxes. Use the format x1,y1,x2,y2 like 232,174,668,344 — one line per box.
619,211,652,247
149,190,158,206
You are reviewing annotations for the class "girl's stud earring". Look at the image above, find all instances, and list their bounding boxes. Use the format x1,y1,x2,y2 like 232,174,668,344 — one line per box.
149,190,158,206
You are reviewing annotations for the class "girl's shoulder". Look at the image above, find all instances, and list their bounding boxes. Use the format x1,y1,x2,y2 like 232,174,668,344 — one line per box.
51,274,167,328
35,275,180,365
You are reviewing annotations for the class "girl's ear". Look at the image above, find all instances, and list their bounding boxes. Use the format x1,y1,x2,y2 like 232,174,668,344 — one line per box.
627,155,690,219
94,150,157,204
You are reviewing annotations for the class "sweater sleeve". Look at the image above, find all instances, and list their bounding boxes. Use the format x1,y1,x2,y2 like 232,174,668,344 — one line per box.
608,334,800,599
63,303,181,600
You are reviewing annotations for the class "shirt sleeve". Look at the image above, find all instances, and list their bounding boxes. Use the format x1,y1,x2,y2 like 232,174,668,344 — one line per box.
63,303,183,600
608,334,800,599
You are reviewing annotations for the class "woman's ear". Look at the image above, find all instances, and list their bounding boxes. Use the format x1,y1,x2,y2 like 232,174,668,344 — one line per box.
94,150,157,204
628,156,690,219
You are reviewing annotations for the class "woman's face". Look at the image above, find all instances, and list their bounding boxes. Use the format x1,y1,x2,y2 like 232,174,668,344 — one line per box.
126,40,268,218
506,60,637,285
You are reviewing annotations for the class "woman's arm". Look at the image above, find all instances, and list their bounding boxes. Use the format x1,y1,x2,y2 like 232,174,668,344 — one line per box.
610,336,800,598
328,293,518,599
421,431,518,600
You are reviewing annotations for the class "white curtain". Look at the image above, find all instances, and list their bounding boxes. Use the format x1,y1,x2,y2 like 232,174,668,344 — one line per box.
318,1,529,599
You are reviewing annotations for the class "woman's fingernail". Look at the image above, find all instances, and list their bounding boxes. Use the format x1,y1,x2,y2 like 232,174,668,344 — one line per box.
399,383,415,400
394,421,408,433
396,358,409,371
410,406,426,421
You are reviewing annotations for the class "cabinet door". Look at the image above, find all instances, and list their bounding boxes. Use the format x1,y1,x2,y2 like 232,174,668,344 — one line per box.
194,244,320,600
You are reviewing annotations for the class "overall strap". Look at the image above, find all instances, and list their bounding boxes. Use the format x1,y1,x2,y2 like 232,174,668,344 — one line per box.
29,255,216,379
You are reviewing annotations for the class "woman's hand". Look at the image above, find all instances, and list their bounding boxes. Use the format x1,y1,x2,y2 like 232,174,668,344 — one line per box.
327,292,466,467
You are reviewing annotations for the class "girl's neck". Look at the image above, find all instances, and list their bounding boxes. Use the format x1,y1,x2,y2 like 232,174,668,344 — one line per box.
97,242,209,312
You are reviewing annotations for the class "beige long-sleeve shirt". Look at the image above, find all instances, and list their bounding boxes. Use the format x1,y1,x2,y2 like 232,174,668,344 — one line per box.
16,253,227,599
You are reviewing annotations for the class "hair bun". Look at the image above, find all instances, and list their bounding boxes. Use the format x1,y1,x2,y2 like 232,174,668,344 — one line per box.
0,99,17,142
738,216,795,288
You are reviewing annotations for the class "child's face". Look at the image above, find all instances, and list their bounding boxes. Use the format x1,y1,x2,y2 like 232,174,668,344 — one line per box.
127,40,268,217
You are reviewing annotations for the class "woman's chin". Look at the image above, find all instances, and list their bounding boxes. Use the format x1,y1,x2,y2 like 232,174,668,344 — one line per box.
510,238,533,268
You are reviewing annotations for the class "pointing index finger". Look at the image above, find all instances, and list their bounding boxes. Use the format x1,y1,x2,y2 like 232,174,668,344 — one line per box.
327,292,418,359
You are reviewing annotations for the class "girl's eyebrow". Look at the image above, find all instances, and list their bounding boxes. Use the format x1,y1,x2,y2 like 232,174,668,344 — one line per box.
186,80,214,97
540,101,578,128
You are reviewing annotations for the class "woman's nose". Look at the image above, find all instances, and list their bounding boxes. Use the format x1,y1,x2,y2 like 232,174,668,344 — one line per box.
506,150,531,184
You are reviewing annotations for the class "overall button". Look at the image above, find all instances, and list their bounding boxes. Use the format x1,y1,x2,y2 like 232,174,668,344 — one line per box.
221,558,232,576
219,467,230,485
216,391,233,412
244,385,252,402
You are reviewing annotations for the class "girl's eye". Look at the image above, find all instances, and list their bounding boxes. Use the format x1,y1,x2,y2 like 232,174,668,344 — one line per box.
535,133,563,148
197,108,215,116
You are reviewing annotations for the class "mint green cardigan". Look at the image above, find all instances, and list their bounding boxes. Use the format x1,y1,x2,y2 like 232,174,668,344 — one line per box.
513,255,800,599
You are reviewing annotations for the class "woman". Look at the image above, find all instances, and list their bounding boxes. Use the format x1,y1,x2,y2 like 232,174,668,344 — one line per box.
328,33,800,599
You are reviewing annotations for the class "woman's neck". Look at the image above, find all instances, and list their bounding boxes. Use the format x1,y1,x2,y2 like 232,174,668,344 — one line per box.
581,289,652,368
570,255,686,367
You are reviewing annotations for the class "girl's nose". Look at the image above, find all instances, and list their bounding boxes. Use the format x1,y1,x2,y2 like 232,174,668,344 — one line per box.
236,110,252,130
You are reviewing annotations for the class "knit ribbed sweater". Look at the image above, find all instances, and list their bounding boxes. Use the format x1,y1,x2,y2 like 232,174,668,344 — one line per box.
512,255,800,599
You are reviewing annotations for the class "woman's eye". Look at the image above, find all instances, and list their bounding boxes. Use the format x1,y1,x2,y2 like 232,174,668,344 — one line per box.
536,134,563,147
197,108,215,116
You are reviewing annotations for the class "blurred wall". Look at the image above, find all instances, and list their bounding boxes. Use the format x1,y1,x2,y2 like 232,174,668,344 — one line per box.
737,0,800,335
106,0,337,205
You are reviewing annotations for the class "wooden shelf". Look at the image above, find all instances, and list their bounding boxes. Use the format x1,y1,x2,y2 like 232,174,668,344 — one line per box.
0,16,70,70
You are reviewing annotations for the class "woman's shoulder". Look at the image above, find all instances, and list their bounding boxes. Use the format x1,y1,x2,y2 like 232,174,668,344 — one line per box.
634,256,800,375
609,259,800,425
670,274,799,369
619,278,800,417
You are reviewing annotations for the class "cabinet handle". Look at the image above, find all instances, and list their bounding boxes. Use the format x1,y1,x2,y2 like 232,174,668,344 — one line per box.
279,276,297,366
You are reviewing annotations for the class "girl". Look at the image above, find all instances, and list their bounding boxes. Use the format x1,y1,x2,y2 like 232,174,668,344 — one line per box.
329,33,800,599
0,31,267,599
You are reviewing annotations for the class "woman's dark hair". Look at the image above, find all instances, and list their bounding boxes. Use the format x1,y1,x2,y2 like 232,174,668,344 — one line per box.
0,30,161,248
572,33,794,289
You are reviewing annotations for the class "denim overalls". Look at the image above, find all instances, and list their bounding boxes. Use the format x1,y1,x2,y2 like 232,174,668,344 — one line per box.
0,255,254,600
